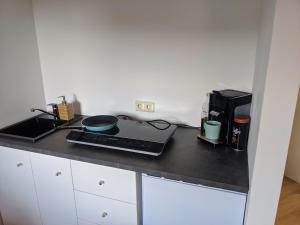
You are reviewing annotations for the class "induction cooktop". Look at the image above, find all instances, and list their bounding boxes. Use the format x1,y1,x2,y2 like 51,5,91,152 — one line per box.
66,119,177,156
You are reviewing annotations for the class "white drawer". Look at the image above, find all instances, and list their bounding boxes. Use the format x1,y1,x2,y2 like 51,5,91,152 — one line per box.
75,191,137,225
71,160,136,204
78,219,97,225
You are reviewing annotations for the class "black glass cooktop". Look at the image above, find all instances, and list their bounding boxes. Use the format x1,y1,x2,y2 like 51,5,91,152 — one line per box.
66,119,177,156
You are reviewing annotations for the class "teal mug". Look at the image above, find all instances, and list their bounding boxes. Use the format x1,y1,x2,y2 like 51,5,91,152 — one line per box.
204,120,221,140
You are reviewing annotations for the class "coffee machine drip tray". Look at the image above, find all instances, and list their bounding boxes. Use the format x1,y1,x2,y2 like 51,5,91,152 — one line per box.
197,133,223,148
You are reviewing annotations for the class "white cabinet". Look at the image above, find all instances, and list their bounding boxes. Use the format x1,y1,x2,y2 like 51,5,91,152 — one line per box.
0,146,247,225
142,175,247,225
30,153,78,225
78,219,98,225
71,160,137,204
71,160,138,225
0,146,42,225
75,191,137,225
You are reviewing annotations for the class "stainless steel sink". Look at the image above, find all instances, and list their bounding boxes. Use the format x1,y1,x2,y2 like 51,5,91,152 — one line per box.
0,114,80,142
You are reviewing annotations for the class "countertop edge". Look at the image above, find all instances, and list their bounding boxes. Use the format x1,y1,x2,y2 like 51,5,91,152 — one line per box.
0,140,249,194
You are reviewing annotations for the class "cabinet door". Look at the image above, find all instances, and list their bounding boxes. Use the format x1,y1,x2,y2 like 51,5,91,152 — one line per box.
71,160,137,204
30,153,77,225
75,191,137,225
78,219,98,225
0,147,42,225
143,175,247,225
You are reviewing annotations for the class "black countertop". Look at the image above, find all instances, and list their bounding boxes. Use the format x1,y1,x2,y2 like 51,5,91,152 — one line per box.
0,121,249,193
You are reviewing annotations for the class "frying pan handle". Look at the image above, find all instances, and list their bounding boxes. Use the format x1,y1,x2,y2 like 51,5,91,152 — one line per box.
56,126,83,130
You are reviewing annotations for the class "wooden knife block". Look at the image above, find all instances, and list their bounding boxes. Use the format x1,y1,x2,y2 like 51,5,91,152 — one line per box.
58,103,74,121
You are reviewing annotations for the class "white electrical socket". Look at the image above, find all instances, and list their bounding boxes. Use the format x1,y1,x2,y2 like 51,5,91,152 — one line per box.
136,101,144,111
135,101,155,112
144,102,155,112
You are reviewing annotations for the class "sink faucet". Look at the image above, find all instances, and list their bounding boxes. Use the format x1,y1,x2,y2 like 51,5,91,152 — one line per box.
30,104,60,121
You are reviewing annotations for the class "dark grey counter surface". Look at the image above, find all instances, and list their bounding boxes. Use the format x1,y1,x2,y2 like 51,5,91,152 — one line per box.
0,122,249,193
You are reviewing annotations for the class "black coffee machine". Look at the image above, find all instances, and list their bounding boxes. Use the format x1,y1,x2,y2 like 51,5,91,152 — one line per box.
209,89,252,145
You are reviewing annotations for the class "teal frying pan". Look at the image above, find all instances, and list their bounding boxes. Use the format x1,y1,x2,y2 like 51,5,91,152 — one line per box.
58,115,118,132
81,115,118,132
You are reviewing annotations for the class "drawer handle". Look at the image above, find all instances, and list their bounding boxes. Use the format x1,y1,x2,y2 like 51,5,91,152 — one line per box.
17,163,23,167
98,180,105,186
102,212,108,218
55,171,62,176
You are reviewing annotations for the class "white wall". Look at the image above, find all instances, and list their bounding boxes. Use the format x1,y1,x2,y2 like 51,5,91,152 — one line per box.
285,90,300,183
247,0,276,183
33,0,260,126
0,0,45,128
245,0,300,224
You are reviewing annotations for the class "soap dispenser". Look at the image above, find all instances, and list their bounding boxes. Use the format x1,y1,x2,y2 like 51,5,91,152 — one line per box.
57,96,74,121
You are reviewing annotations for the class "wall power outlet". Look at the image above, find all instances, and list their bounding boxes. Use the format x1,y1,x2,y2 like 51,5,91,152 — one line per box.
135,101,155,112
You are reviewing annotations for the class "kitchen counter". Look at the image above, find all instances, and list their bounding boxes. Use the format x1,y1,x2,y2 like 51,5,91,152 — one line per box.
0,120,249,193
